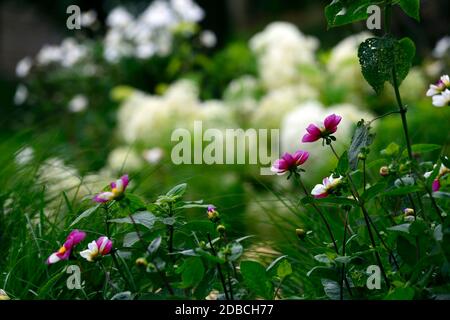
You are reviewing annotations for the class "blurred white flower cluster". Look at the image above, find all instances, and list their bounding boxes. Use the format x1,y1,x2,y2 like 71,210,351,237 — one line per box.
250,22,320,91
109,79,236,172
104,0,205,62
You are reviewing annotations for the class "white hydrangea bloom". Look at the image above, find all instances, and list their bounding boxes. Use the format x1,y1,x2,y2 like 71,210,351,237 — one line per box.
171,0,204,22
433,36,450,59
14,84,28,105
252,84,319,129
106,7,133,28
250,22,319,90
80,10,97,27
68,94,88,113
16,57,32,78
200,30,217,48
117,80,201,147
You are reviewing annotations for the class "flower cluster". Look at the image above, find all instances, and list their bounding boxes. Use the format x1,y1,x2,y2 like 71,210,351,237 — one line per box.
47,231,112,264
427,75,450,107
104,0,205,62
272,114,344,198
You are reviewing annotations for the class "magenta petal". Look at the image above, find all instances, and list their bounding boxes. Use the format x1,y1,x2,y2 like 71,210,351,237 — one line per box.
58,249,72,260
93,194,110,203
306,124,322,136
324,114,342,132
276,159,288,171
96,236,113,255
110,181,116,189
313,192,328,199
302,133,320,143
432,179,440,192
293,150,309,165
103,240,113,255
68,230,86,245
62,238,74,250
120,175,129,190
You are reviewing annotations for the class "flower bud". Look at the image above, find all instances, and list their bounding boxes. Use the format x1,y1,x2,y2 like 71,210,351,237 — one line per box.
207,205,220,222
403,208,415,217
295,228,306,239
216,224,226,234
135,257,148,267
379,166,389,177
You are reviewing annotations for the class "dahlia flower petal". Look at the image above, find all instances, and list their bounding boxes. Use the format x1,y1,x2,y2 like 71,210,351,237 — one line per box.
432,179,441,192
93,192,114,203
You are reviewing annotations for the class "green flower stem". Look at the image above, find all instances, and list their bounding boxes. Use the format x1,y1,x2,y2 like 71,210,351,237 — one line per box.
207,233,230,300
104,207,135,292
295,175,338,253
295,175,353,296
127,211,175,296
384,0,443,221
227,265,234,300
340,209,349,300
329,144,390,287
167,203,174,256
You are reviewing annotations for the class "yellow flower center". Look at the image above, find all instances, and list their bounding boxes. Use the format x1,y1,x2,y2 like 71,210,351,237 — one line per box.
58,246,66,254
112,187,120,197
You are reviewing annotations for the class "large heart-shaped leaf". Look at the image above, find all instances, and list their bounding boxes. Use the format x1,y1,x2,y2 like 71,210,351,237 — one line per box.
358,37,415,93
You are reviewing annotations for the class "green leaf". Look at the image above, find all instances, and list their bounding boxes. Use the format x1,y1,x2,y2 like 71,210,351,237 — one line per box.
306,266,337,280
240,260,273,299
315,197,358,207
180,257,204,288
358,37,415,94
382,185,422,196
348,119,374,170
109,211,157,230
337,151,349,175
409,220,427,236
123,232,140,247
398,0,420,21
111,291,133,300
396,37,416,82
384,287,415,300
219,242,244,262
166,183,187,197
387,223,411,233
266,255,288,275
381,142,400,157
125,193,147,212
147,236,162,255
321,279,342,300
314,253,333,264
397,236,418,265
276,260,292,278
361,182,387,201
70,204,100,227
325,0,371,28
402,144,441,156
